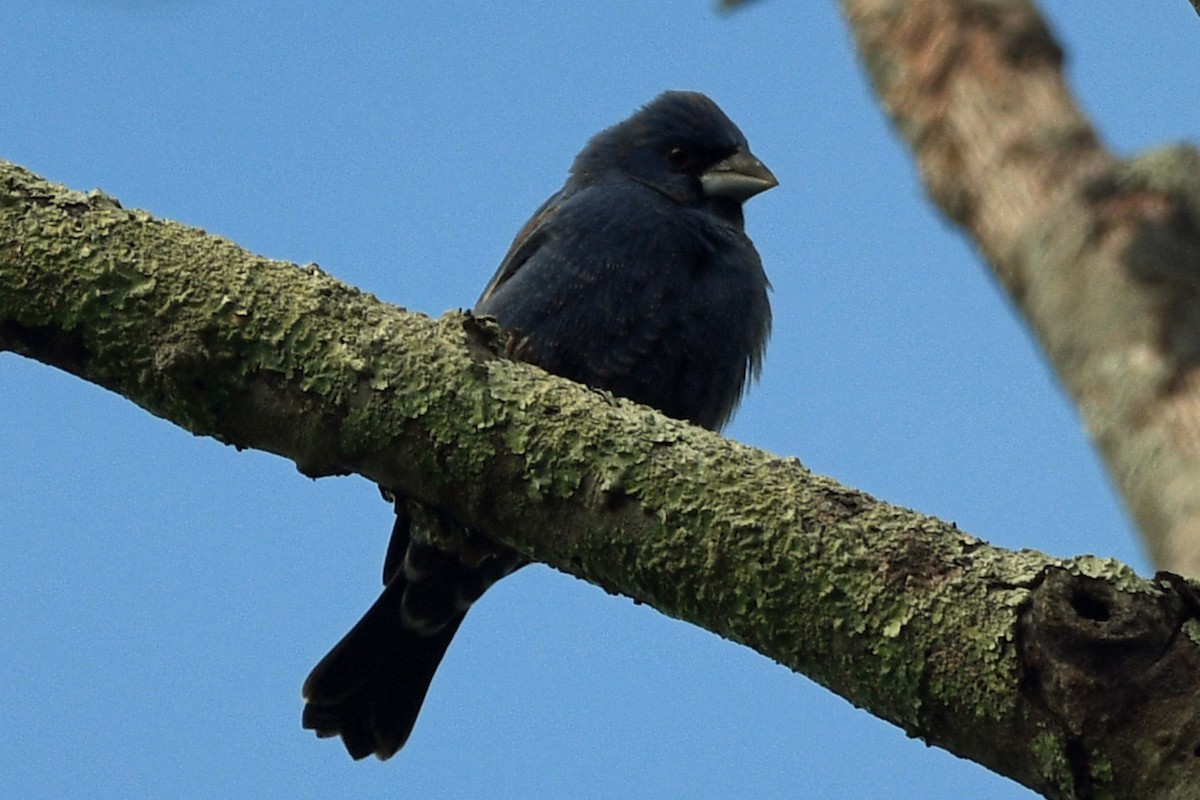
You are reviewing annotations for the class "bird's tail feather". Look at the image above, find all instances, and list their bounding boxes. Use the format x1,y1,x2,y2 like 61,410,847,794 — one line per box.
303,503,525,760
301,577,466,760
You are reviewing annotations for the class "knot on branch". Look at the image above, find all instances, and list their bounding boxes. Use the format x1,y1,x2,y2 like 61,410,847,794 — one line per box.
1018,565,1200,795
1092,145,1200,288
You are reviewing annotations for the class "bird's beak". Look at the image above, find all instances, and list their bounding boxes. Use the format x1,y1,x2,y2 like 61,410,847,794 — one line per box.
700,149,778,202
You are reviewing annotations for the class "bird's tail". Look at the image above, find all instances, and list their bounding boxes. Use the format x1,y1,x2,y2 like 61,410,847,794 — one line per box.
301,575,466,760
302,502,524,760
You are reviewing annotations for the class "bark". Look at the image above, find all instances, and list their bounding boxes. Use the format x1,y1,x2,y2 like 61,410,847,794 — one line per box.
4,160,1200,797
837,0,1200,578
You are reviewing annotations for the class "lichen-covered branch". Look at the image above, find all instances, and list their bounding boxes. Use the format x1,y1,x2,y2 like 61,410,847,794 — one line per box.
839,0,1200,579
4,161,1200,797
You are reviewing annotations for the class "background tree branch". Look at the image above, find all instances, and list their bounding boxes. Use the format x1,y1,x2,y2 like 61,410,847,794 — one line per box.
5,158,1200,798
838,0,1200,577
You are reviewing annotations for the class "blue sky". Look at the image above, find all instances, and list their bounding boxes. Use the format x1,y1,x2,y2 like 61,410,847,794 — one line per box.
2,2,1196,798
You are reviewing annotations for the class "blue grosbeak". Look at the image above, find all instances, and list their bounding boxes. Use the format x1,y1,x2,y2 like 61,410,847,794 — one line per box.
302,90,776,759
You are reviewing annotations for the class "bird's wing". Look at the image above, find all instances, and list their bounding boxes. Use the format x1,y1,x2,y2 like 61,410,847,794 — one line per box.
475,190,566,308
473,183,747,426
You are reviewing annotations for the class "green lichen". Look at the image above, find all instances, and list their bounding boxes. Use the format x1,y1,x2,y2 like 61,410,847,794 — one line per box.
1183,618,1200,647
1064,554,1152,591
1030,731,1074,796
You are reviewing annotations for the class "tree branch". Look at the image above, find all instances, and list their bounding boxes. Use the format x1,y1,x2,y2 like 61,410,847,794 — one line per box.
5,160,1200,797
839,0,1200,578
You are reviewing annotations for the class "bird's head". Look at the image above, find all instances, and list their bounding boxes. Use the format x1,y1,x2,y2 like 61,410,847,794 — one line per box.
570,91,777,220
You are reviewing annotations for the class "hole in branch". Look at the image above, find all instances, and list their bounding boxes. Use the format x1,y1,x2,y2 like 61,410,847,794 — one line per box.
1070,587,1112,622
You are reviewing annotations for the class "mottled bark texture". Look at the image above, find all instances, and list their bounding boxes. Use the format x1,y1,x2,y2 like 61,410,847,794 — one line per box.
5,159,1200,797
838,0,1200,579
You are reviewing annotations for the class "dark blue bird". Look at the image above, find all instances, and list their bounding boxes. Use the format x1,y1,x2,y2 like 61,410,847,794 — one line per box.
301,90,776,760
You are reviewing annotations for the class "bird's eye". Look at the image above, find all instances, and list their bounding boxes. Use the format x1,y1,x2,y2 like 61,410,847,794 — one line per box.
667,145,692,172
